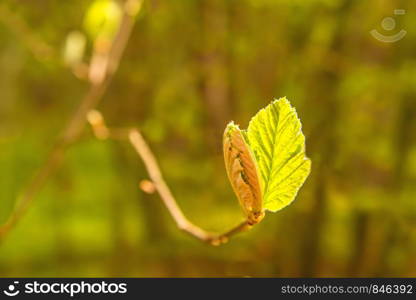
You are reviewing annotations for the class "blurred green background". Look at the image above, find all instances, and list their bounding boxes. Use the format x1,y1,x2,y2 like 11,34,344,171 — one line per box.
1,0,415,277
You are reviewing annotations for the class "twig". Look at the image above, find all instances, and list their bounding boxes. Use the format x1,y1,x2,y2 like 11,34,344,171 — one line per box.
0,3,55,60
0,0,143,241
87,110,252,246
0,0,250,246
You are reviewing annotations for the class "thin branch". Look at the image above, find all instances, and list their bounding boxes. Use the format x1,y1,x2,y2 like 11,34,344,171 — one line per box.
87,110,252,246
0,3,55,60
0,0,250,246
0,0,144,241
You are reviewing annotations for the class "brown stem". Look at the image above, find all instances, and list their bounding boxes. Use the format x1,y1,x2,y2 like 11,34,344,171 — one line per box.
0,0,143,241
0,3,55,60
88,111,252,246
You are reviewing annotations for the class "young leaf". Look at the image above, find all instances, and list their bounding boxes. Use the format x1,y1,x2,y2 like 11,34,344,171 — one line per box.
246,97,311,212
223,97,311,224
223,122,264,225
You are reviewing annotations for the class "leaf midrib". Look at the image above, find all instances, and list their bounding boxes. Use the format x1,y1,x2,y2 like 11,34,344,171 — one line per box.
262,107,280,200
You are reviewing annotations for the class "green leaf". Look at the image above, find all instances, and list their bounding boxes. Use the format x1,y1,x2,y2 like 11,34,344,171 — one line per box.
84,0,122,41
246,97,311,212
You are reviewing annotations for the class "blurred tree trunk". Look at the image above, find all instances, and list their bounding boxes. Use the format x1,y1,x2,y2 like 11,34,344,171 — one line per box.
299,0,353,276
376,94,416,276
300,71,338,276
108,143,132,276
199,0,230,152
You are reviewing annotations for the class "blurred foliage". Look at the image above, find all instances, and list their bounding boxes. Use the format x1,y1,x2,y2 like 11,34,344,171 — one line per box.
0,0,415,277
84,0,122,41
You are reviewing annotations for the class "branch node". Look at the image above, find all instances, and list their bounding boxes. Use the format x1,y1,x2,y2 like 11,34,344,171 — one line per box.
139,180,156,194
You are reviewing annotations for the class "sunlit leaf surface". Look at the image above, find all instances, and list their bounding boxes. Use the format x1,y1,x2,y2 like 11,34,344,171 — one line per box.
247,98,311,212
